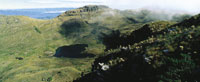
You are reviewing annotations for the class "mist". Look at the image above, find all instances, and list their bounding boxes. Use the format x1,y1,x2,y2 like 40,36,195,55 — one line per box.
103,0,200,14
1,0,200,14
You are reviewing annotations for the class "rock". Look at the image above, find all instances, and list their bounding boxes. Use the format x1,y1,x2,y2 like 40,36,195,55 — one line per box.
163,49,169,53
44,51,54,56
101,65,109,71
98,63,110,71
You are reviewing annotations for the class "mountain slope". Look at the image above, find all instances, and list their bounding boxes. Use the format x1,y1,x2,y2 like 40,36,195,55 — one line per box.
0,5,134,82
0,5,194,82
74,13,200,82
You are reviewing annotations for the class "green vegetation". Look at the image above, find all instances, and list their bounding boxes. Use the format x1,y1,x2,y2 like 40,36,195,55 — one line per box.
172,14,192,22
74,11,200,82
0,5,199,82
34,26,42,34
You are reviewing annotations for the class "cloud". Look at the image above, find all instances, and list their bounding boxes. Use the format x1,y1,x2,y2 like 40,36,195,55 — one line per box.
104,0,200,13
0,0,200,13
28,0,102,4
21,0,104,9
60,0,102,3
28,0,61,4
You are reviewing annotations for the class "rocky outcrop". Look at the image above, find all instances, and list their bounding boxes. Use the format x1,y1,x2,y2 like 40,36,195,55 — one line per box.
58,5,109,17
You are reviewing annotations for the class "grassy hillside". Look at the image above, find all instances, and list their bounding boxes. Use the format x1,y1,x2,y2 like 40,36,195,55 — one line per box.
0,15,88,82
0,5,194,82
0,10,95,82
74,12,200,82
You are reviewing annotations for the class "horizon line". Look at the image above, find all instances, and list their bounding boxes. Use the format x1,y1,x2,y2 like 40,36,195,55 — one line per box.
0,7,78,10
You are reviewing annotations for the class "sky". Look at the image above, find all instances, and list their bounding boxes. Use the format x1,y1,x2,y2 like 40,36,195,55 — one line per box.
0,0,200,13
